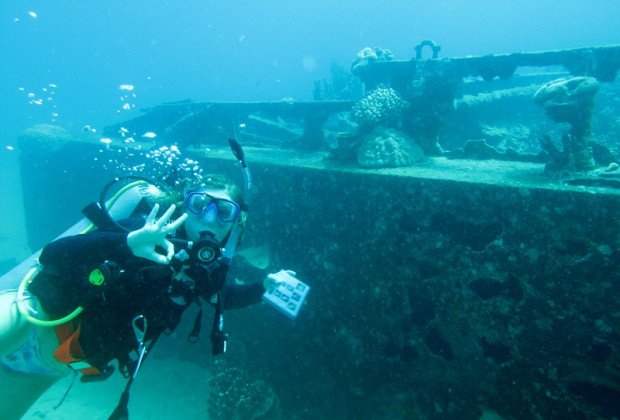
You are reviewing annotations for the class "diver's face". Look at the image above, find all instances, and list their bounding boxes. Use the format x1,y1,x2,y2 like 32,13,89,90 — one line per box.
183,188,239,242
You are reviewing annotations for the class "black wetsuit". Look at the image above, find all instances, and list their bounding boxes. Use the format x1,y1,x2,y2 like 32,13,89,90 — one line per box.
29,227,264,373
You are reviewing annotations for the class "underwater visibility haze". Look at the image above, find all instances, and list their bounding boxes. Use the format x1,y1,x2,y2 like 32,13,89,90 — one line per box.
0,1,619,419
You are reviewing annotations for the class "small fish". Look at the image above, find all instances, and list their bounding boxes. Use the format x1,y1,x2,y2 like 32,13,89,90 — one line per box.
119,84,134,91
6,146,14,151
28,11,37,18
49,83,58,88
141,132,157,139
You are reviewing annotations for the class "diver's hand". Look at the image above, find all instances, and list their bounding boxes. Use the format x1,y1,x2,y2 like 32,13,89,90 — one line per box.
263,269,298,291
127,204,188,264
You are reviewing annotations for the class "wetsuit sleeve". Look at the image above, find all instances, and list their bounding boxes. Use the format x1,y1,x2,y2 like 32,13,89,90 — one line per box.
222,282,265,309
31,231,136,317
38,231,134,269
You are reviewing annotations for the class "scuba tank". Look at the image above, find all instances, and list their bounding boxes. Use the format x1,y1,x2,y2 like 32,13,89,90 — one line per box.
0,179,154,294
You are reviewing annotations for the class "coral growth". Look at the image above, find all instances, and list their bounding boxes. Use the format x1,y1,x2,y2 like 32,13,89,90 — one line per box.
207,367,280,420
534,76,600,171
357,127,424,168
481,124,532,152
17,124,72,153
351,88,408,130
351,47,394,77
313,61,364,101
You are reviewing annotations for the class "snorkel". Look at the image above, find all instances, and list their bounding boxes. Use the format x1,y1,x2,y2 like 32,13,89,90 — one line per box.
221,138,252,264
92,138,251,254
229,137,252,202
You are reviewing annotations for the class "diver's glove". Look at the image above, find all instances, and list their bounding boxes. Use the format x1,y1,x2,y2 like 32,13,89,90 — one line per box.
264,269,298,291
127,204,188,264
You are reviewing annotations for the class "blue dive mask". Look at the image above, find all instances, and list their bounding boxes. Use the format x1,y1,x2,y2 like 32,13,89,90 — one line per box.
183,192,240,222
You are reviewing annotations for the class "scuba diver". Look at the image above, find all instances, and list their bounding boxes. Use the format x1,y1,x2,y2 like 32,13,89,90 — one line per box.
0,140,300,419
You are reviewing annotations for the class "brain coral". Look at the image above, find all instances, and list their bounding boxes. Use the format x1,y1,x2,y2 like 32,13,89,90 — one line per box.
17,124,72,153
352,87,408,129
533,76,600,123
351,46,394,76
358,127,424,168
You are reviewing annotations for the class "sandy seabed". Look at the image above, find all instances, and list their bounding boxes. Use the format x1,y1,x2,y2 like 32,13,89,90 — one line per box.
25,354,213,419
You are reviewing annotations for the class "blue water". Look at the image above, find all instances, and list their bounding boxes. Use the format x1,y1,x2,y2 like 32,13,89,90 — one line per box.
1,0,619,143
1,2,620,418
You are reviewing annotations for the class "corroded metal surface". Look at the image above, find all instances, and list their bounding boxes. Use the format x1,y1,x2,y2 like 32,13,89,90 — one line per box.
355,45,620,88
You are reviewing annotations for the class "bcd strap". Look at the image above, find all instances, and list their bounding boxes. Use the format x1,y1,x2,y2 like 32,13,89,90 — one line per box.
188,304,203,343
81,202,118,231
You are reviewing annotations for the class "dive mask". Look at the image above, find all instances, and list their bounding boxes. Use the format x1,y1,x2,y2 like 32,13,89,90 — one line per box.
184,191,240,222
